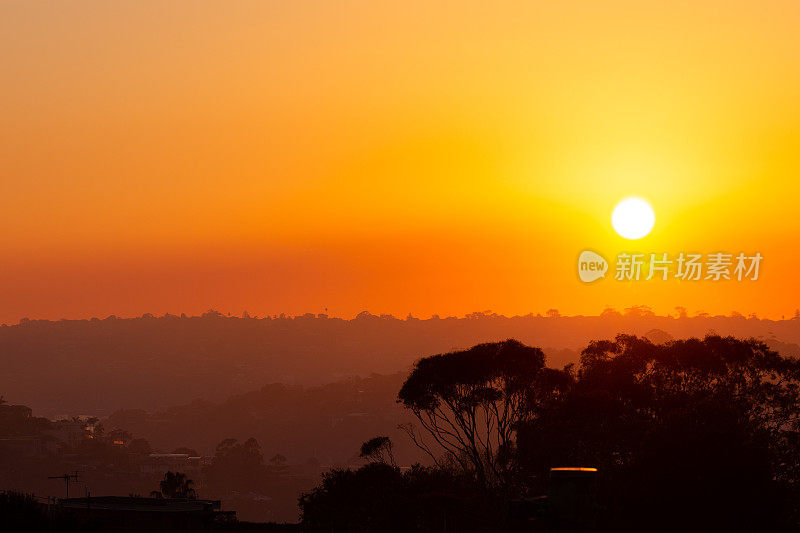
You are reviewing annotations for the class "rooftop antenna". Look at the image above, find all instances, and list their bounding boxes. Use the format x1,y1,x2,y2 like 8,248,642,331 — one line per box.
48,472,81,499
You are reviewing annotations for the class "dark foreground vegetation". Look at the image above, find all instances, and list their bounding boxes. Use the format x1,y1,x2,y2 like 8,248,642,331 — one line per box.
2,333,799,531
300,335,800,532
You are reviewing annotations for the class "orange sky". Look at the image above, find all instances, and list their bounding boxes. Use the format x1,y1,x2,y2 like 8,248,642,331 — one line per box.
1,1,799,323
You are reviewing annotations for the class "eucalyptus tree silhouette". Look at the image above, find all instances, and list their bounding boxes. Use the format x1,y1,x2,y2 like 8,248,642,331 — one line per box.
516,334,800,531
398,339,569,487
303,335,800,531
359,436,396,466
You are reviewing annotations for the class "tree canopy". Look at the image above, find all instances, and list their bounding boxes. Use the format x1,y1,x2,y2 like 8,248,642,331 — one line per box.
304,335,800,531
397,339,562,487
517,334,800,530
152,471,196,499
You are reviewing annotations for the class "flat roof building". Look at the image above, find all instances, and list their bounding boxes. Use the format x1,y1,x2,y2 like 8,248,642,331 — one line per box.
59,496,233,532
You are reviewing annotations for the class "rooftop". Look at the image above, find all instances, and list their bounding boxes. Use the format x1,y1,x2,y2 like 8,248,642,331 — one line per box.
59,496,221,513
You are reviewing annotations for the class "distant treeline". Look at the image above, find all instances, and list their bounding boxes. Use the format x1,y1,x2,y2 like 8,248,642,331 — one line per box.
1,309,799,416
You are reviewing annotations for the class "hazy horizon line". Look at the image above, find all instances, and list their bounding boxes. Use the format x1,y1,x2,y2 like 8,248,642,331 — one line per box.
5,306,799,327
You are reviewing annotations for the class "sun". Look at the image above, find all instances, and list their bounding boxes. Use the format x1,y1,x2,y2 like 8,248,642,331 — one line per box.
611,197,655,239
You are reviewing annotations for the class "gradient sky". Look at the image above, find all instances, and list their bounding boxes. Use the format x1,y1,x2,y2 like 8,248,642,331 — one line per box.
1,1,799,323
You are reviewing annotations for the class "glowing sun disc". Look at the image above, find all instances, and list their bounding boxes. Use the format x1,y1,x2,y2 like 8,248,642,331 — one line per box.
612,197,655,239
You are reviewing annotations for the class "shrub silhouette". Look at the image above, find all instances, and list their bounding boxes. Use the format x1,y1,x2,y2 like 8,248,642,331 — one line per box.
151,471,196,499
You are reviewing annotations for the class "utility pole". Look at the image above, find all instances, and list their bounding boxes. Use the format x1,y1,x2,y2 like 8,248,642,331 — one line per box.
47,472,80,499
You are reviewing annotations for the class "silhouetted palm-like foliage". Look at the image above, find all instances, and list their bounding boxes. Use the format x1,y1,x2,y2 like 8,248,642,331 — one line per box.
152,471,196,499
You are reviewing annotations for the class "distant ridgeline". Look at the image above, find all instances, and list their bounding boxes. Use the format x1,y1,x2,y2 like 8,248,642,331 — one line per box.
0,311,798,417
